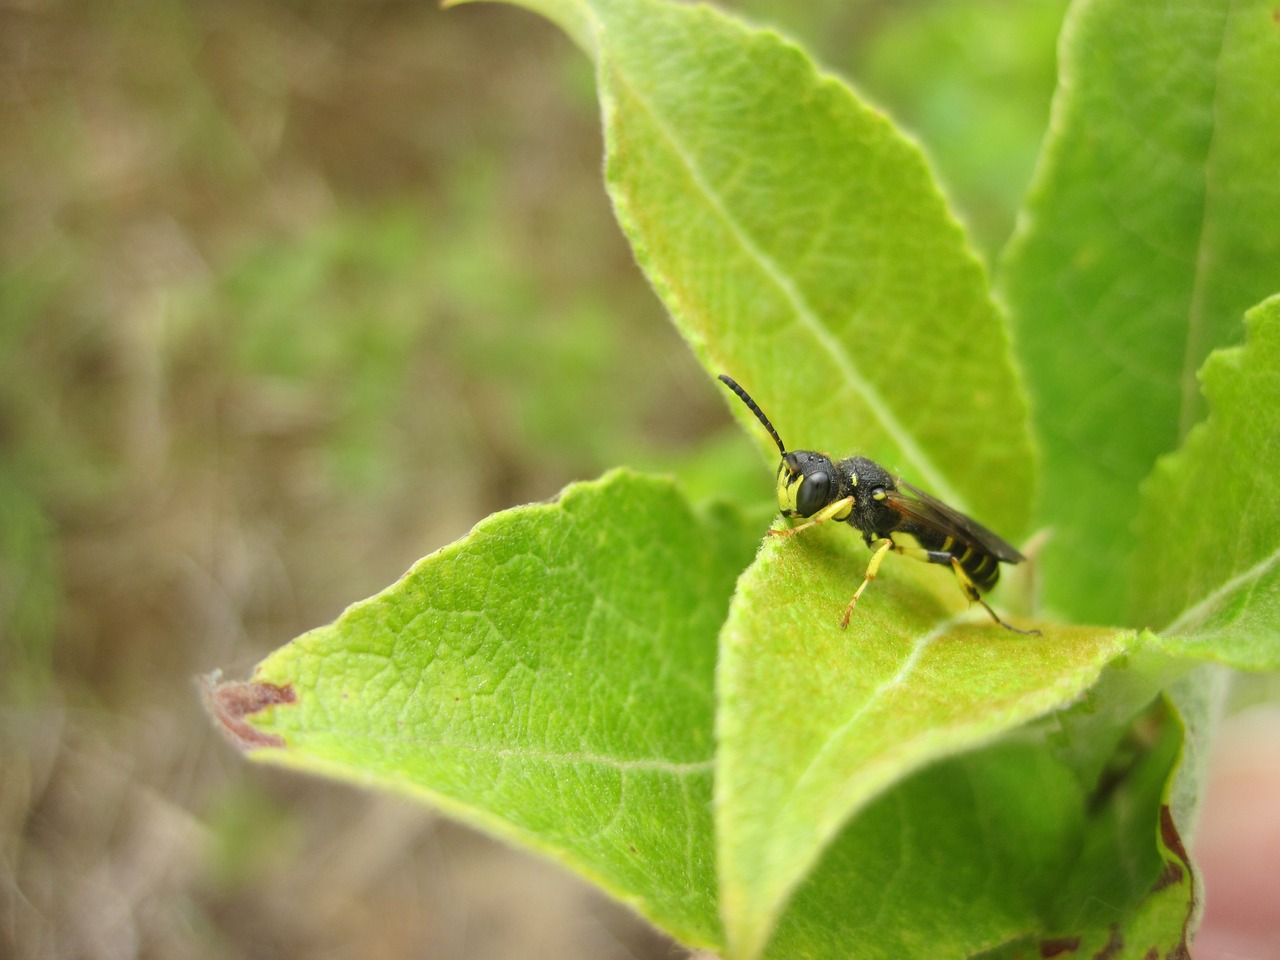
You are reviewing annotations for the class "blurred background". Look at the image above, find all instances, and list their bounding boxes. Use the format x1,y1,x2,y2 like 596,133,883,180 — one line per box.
0,1,1093,958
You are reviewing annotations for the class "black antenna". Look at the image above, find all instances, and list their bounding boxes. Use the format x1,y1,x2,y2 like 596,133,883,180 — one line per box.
718,374,787,457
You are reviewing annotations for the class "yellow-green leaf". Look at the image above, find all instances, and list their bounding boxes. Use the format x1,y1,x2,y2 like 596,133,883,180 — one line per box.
715,524,1133,957
213,470,756,948
464,0,1036,535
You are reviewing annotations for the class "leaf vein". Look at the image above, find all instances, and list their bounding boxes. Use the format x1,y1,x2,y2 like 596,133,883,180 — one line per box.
1179,0,1233,439
607,64,965,508
1163,545,1280,636
315,732,715,775
773,612,960,839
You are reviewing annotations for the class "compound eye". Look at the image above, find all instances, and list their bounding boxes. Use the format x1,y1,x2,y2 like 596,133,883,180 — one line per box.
796,471,830,517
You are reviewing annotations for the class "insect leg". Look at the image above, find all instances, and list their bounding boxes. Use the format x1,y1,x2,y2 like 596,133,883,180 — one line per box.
841,537,895,629
948,557,1040,636
769,496,855,537
885,540,951,566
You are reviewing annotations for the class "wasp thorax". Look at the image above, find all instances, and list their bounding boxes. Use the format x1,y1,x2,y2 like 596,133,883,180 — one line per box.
777,450,837,518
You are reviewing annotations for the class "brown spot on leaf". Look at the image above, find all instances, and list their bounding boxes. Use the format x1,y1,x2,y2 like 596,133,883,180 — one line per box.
1159,805,1190,865
1142,950,1157,960
1157,805,1197,960
200,671,297,750
1039,937,1080,957
1091,925,1122,960
1152,859,1185,892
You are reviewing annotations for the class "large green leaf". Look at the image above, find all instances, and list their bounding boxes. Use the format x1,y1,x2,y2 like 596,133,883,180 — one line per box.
753,681,1196,960
465,0,1035,532
1132,295,1280,669
715,522,1133,957
766,741,1087,960
210,470,757,948
999,0,1280,623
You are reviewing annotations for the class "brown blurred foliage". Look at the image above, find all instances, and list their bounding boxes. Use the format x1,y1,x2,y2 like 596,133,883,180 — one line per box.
0,2,711,958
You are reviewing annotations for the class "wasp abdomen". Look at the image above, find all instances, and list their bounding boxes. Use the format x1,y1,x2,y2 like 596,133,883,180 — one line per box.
954,544,1000,593
906,527,1001,594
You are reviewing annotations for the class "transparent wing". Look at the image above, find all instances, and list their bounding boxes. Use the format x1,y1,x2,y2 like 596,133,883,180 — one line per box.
883,480,1026,563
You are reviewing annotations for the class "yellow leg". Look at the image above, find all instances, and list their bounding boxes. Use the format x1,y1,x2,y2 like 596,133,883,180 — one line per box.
841,537,894,628
769,496,854,537
948,557,1041,636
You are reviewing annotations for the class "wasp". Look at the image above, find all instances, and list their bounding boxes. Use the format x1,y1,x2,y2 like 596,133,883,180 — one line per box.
719,374,1038,634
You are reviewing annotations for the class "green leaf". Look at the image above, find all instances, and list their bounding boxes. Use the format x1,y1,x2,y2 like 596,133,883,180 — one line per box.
1132,295,1280,669
1042,697,1193,958
715,523,1133,957
999,0,1280,623
766,741,1087,960
210,470,757,948
750,677,1198,960
465,0,1035,534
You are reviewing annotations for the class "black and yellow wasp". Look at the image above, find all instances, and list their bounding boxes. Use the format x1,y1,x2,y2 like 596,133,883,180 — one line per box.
719,374,1038,635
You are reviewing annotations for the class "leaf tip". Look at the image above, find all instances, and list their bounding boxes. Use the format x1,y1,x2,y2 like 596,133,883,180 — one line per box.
200,670,297,751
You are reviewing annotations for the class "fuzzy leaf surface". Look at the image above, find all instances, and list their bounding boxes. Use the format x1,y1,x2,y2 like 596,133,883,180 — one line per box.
1132,296,1280,669
715,525,1134,957
223,470,758,948
999,0,1280,623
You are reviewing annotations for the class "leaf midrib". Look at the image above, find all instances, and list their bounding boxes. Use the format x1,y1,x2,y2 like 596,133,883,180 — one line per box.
287,729,717,774
604,54,969,513
1164,545,1280,636
1178,0,1233,441
779,617,944,820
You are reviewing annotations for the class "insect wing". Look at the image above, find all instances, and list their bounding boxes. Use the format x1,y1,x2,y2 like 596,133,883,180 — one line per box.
884,481,1026,563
